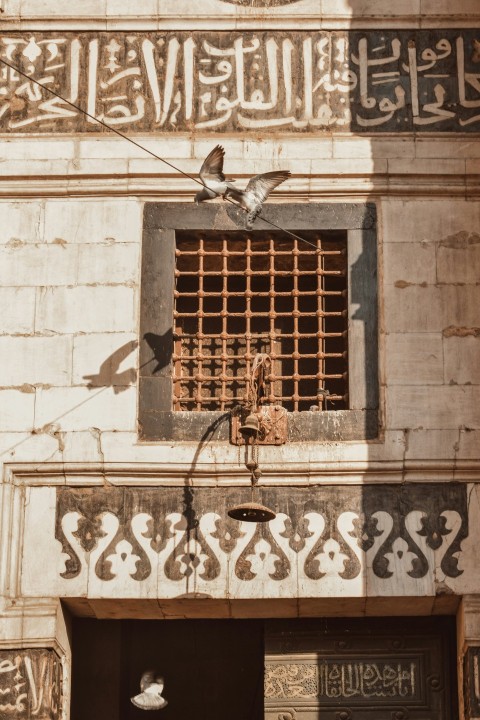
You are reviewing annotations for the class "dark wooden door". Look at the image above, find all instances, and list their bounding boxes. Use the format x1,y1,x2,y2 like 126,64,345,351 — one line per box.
71,618,264,720
264,617,458,720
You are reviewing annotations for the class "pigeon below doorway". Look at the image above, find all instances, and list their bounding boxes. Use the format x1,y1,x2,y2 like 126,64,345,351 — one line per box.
131,671,168,711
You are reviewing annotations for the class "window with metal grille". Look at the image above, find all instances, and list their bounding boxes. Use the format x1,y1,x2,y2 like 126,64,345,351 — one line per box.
139,202,378,442
173,231,348,412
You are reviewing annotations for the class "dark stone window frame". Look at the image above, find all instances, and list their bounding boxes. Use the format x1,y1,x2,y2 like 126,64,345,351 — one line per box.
139,202,378,442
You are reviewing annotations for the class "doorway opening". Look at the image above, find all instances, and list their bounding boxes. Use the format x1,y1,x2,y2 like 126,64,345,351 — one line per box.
71,618,264,720
71,616,457,720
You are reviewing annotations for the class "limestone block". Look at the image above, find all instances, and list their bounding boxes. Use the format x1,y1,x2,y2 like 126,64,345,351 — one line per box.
420,0,480,13
415,140,480,159
1,0,21,15
106,0,157,15
0,138,75,161
43,199,142,244
0,430,61,463
0,389,35,431
0,243,78,287
387,158,465,175
385,333,443,385
72,332,137,390
68,158,129,177
78,136,191,160
193,138,244,161
457,429,480,459
444,336,480,386
405,428,460,461
1,158,69,177
383,242,437,286
467,159,480,175
321,0,420,14
35,285,136,334
310,157,387,175
334,138,415,159
384,285,480,333
0,335,72,386
56,430,104,463
21,0,106,15
381,200,480,244
33,385,137,432
0,201,43,244
386,386,480,430
77,242,140,285
244,138,333,160
0,614,24,644
437,231,480,285
0,287,36,334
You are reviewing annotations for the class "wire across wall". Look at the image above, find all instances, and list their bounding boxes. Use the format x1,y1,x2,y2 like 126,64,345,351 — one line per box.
173,230,349,412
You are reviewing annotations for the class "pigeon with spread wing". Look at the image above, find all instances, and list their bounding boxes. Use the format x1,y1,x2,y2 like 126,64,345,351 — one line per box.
226,170,291,228
131,672,168,711
194,145,236,203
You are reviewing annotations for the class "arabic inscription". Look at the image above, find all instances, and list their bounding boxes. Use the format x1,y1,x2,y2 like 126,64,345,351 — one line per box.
1,31,480,133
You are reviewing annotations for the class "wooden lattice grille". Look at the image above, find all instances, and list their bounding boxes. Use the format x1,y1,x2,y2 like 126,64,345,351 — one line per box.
173,231,348,412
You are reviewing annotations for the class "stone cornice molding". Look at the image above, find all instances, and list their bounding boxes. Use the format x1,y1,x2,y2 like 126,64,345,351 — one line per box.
2,16,480,32
0,176,479,199
3,459,480,486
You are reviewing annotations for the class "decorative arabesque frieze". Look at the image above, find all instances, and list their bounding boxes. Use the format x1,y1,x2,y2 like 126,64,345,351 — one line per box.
1,31,480,133
55,485,468,584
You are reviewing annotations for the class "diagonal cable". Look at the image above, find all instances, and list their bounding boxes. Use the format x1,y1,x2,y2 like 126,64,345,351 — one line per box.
0,56,320,250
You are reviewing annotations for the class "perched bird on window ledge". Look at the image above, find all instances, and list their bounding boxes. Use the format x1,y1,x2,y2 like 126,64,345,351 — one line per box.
194,145,237,203
131,672,168,711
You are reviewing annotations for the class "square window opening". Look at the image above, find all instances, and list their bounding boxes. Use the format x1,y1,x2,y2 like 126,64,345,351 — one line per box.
173,230,348,413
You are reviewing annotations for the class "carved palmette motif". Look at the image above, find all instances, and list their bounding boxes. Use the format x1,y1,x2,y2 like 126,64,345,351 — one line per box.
55,485,468,584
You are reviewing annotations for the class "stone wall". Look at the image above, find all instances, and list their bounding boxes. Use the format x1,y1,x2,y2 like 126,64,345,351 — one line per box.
1,1,480,718
0,186,478,479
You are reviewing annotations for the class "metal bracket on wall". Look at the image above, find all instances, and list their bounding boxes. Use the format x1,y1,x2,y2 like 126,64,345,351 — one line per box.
230,405,288,445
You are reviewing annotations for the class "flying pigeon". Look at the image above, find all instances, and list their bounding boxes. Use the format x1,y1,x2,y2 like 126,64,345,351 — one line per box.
131,672,168,711
194,145,236,203
226,170,291,228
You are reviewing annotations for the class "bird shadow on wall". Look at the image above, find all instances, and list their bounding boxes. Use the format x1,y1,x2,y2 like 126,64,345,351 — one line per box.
82,331,176,394
83,339,138,394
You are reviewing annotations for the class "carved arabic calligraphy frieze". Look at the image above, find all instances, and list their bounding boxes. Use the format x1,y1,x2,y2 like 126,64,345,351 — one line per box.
0,649,62,719
265,659,420,702
1,31,480,134
54,484,468,584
